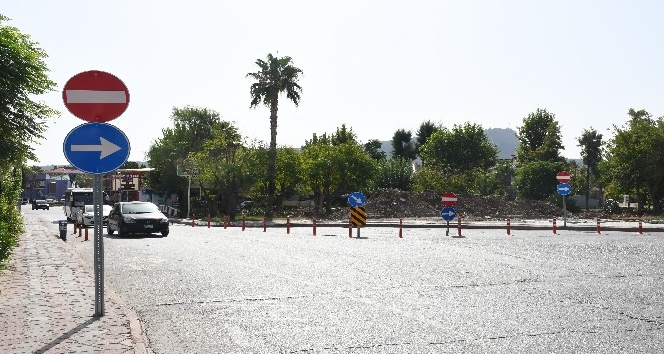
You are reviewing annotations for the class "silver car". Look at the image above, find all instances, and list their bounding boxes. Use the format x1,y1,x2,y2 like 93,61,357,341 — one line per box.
75,205,113,227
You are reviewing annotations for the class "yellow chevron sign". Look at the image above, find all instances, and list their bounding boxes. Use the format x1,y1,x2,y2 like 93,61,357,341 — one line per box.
350,207,367,226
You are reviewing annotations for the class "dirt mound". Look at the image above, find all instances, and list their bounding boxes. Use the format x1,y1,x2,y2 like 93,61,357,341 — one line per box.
325,189,563,221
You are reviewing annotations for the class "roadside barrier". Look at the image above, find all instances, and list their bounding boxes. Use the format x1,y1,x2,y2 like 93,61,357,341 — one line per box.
171,217,664,235
208,214,211,228
553,216,557,234
399,218,403,238
264,216,267,232
84,227,89,241
192,214,195,227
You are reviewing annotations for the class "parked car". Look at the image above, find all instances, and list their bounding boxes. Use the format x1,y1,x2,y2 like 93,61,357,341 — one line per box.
21,198,29,205
31,200,49,210
107,202,169,237
75,204,113,227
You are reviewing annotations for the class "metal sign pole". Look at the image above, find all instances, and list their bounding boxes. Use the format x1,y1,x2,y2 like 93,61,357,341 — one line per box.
446,221,450,236
93,174,105,316
563,194,567,228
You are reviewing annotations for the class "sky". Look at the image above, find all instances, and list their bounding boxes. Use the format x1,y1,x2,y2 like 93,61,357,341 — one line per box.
5,0,664,165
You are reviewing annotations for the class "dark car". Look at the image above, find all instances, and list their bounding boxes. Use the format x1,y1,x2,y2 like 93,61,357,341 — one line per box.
107,202,169,237
32,199,49,210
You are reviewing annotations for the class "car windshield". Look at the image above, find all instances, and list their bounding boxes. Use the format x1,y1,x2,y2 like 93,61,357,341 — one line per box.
85,205,112,214
36,200,46,203
121,203,160,214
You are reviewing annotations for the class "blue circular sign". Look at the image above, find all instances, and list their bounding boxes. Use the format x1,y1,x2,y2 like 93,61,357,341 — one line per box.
440,206,457,221
557,183,572,196
348,191,367,207
63,123,130,174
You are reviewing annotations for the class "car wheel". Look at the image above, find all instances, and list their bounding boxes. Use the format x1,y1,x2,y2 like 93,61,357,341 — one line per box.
161,229,169,237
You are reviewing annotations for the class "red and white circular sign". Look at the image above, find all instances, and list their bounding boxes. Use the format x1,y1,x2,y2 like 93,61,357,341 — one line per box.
62,70,129,122
556,171,572,183
441,192,457,206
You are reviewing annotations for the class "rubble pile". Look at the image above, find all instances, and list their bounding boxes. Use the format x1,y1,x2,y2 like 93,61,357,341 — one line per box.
325,189,563,221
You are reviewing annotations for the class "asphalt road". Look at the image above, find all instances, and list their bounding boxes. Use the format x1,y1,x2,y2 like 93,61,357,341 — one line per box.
30,207,664,353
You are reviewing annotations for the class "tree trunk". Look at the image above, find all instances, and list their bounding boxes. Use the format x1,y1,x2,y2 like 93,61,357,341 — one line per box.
265,98,279,219
585,166,590,211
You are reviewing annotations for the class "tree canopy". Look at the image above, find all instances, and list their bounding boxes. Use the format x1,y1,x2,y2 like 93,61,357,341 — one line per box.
0,15,58,169
515,108,565,165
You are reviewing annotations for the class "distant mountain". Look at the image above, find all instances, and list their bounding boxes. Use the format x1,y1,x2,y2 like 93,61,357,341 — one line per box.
485,128,518,160
378,128,519,160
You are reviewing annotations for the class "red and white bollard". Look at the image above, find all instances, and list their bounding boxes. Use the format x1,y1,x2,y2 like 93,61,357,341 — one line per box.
638,218,643,234
597,217,601,234
507,217,511,235
192,214,195,228
553,216,557,234
287,217,291,234
457,216,462,237
263,216,267,232
242,215,246,231
348,218,352,238
208,214,211,228
313,217,317,236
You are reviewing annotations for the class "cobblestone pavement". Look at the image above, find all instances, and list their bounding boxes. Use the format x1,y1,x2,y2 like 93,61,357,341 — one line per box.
0,213,149,354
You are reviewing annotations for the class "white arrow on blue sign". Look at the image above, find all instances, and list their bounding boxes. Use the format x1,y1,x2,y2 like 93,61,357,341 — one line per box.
63,122,130,174
440,206,457,221
348,191,367,207
557,183,572,195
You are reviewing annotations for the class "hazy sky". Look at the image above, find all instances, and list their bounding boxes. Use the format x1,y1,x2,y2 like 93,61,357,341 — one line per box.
5,0,664,165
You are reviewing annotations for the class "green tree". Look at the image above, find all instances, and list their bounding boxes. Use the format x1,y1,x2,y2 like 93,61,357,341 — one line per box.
391,129,416,160
330,124,357,145
147,106,233,212
604,111,664,213
364,139,386,160
415,120,440,157
515,108,565,165
0,16,58,267
0,15,59,168
189,123,244,217
515,161,569,200
300,137,375,216
375,157,413,191
247,53,303,218
577,128,603,210
419,123,498,173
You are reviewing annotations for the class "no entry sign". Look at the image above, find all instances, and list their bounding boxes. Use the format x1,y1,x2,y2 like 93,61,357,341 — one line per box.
62,70,130,122
441,192,457,206
556,171,571,183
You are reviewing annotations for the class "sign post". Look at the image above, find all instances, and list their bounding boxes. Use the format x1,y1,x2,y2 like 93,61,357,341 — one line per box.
556,172,572,228
348,192,367,237
440,192,458,236
63,70,130,317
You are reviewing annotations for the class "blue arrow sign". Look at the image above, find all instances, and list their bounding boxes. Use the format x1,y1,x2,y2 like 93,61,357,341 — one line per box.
348,191,367,207
440,206,457,221
557,183,572,196
63,123,130,174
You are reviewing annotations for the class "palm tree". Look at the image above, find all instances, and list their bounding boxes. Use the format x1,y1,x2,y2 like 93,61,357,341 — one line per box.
247,53,303,218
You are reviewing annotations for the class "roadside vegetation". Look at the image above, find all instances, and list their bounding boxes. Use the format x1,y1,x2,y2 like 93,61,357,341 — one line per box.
3,16,664,266
0,15,59,268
